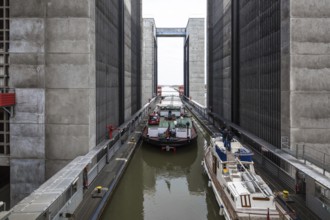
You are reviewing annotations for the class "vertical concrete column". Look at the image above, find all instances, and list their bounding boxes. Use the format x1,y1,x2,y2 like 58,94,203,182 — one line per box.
289,0,330,159
142,18,156,105
9,0,96,206
9,0,46,206
186,18,205,106
44,0,95,177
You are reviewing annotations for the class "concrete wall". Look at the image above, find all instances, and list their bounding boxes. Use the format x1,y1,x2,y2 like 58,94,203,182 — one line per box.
124,0,132,119
47,0,96,176
9,0,46,206
206,1,330,218
10,0,96,205
186,18,205,106
289,0,330,160
95,0,120,144
239,0,281,147
207,0,231,119
280,0,291,148
305,176,330,220
9,0,143,206
207,0,330,154
130,0,142,114
142,18,156,105
121,0,142,119
207,0,282,147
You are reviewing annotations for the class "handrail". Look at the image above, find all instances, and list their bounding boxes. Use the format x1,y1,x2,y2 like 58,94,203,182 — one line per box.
282,144,330,174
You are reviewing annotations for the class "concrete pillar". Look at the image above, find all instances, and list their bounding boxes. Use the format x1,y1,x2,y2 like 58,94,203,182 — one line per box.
9,0,142,206
9,0,47,206
288,0,330,160
9,0,95,205
142,18,157,105
281,1,330,218
186,18,205,106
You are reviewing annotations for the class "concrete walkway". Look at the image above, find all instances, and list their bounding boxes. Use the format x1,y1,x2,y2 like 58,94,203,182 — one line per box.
74,118,147,220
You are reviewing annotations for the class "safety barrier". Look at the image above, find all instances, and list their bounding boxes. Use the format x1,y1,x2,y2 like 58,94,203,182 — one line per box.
283,144,330,174
2,97,158,220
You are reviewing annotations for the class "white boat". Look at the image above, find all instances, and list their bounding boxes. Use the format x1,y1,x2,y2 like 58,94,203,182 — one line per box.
202,136,281,220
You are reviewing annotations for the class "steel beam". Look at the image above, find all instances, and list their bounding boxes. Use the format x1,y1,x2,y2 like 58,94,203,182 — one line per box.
156,28,186,37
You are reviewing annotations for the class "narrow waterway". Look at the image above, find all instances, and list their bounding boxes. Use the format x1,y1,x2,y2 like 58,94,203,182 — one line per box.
101,127,224,220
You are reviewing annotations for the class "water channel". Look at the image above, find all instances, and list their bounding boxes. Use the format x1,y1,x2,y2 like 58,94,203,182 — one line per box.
101,126,225,220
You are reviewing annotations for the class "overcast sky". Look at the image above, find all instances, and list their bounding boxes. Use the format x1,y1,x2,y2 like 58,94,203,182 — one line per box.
143,0,206,85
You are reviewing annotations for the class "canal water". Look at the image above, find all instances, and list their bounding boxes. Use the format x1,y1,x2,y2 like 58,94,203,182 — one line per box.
101,127,224,220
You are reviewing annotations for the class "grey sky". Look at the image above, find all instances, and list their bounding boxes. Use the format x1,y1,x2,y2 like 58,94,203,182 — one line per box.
143,0,206,85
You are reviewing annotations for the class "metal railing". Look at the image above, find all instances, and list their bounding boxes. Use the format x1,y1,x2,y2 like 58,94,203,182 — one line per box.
282,144,330,174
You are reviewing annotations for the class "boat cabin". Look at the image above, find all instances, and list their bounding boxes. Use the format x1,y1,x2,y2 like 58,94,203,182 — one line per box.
148,112,160,125
211,138,276,210
203,136,280,219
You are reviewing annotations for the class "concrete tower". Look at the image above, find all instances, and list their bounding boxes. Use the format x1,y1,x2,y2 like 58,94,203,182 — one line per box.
207,0,330,218
143,18,205,106
142,18,157,105
185,18,205,106
4,0,142,206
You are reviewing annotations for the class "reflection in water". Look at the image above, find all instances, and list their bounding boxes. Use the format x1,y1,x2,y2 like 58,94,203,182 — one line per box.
101,130,223,220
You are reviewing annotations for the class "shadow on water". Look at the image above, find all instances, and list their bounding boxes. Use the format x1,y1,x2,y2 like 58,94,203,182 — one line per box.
141,143,198,169
100,130,224,220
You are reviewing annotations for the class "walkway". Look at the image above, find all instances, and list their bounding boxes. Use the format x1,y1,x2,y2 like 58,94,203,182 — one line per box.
74,117,148,220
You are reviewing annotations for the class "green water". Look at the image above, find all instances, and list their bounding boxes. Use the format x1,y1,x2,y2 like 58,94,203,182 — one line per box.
100,129,224,220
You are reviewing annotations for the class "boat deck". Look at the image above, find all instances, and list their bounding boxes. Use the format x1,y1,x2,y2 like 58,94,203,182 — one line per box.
204,148,239,219
148,117,193,128
204,140,279,219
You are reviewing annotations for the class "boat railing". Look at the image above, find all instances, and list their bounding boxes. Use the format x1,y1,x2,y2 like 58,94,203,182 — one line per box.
236,158,272,197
